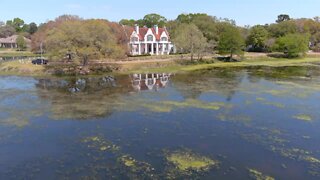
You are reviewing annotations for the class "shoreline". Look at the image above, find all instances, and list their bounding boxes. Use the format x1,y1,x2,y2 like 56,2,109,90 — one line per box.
1,55,320,77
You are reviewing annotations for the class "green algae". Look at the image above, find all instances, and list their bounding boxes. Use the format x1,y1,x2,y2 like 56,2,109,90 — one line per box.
304,156,320,164
255,97,285,108
80,135,157,178
82,136,120,152
117,154,156,179
119,155,137,167
240,127,320,178
293,114,313,121
216,113,251,123
165,149,219,172
120,97,232,113
248,168,275,180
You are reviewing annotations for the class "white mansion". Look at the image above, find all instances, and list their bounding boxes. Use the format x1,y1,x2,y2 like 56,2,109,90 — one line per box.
129,25,174,55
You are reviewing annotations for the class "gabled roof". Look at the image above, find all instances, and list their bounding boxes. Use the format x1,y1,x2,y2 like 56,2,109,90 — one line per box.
130,26,170,41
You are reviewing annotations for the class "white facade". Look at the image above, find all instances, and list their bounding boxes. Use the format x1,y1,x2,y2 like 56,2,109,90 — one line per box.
129,25,174,56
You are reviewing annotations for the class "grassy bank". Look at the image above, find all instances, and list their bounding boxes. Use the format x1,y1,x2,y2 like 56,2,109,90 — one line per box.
1,56,320,77
0,60,45,76
0,49,36,57
123,57,320,74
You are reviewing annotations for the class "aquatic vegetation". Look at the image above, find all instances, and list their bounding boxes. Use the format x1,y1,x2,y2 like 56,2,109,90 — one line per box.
216,113,251,123
165,149,219,172
81,135,157,178
0,90,47,127
304,156,320,164
241,128,320,178
276,81,320,92
248,168,275,180
120,97,232,113
293,114,313,121
255,97,285,108
256,97,266,101
82,136,120,152
119,155,137,167
117,154,156,179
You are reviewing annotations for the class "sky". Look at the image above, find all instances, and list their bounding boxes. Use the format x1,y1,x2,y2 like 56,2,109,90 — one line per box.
0,0,318,26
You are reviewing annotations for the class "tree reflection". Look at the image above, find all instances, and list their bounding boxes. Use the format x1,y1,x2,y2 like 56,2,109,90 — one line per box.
172,68,244,101
35,73,173,120
35,75,133,120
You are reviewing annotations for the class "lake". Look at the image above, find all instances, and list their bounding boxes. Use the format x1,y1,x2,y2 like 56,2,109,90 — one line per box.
0,66,319,179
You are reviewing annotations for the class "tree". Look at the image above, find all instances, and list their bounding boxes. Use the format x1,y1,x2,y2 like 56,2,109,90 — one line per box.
173,23,208,61
176,13,218,42
7,18,25,32
273,33,310,58
28,22,38,34
0,25,15,38
218,24,245,60
142,14,167,27
276,14,291,23
246,25,269,52
16,35,27,51
267,21,297,37
45,19,125,65
119,19,136,26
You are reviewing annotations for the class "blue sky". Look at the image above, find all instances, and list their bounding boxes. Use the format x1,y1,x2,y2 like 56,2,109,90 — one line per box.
0,0,318,26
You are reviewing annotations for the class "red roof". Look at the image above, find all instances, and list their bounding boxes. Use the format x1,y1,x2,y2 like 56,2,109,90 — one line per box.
130,27,170,41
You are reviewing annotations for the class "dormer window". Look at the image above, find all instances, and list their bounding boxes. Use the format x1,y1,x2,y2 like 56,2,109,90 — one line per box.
131,37,138,42
161,37,167,41
147,35,153,42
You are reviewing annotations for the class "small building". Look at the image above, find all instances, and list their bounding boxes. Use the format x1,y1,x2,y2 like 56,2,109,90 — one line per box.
129,25,174,56
0,35,31,48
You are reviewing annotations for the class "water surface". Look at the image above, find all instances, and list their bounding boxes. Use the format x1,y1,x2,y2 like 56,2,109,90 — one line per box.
0,66,320,179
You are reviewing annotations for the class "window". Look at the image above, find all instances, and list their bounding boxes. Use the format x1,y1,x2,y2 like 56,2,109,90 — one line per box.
161,37,167,41
131,37,138,42
147,35,153,42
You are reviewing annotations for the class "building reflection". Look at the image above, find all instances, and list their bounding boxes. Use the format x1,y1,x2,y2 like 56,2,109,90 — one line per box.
130,73,172,91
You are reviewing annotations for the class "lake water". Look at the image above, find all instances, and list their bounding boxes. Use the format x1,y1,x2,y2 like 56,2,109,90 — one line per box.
0,66,320,179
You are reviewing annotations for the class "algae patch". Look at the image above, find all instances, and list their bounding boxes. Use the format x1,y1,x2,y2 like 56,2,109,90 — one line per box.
248,168,274,180
256,97,285,108
293,114,313,121
117,154,156,179
165,149,219,172
82,136,120,152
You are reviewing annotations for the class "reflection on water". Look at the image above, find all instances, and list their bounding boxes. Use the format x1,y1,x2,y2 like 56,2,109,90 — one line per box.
0,66,320,179
131,73,172,91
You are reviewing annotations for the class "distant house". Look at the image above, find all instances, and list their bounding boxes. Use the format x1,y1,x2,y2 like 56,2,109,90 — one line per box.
129,25,174,56
0,35,31,48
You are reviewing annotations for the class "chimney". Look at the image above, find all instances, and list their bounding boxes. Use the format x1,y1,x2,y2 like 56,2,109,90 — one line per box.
154,25,159,34
135,24,139,34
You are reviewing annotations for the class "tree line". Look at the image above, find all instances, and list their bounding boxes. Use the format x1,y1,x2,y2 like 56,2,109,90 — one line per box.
2,13,320,64
0,18,38,50
0,18,38,38
121,13,320,59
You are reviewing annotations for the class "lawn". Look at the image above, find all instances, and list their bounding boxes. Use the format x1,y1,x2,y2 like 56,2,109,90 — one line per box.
0,60,45,76
0,48,37,57
125,57,320,74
